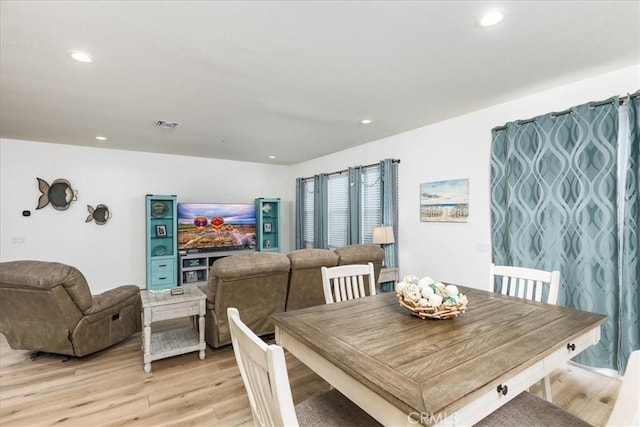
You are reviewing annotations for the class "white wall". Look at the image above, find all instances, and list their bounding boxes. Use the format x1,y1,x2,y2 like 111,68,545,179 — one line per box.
2,65,637,294
288,65,640,290
0,140,292,293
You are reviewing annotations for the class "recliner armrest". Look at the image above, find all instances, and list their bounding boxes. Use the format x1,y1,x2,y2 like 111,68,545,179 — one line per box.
84,285,141,316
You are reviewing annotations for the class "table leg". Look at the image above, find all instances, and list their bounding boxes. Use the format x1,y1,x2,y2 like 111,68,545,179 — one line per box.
541,376,552,401
143,307,152,373
198,302,205,360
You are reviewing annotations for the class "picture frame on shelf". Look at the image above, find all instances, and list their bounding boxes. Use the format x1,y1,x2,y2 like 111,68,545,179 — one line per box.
156,224,167,237
263,222,272,233
264,239,271,248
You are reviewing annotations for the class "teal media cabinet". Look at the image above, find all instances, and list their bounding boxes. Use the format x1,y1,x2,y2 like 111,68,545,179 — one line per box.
255,198,281,252
145,194,178,290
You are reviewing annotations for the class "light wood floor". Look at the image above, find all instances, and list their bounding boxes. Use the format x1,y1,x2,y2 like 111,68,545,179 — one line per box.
1,330,620,426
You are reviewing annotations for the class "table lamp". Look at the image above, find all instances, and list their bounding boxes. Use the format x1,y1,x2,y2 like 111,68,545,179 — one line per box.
372,225,395,266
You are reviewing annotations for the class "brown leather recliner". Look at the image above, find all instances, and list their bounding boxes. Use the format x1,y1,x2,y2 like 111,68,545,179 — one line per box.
0,260,141,357
334,244,385,292
285,249,338,311
205,252,290,348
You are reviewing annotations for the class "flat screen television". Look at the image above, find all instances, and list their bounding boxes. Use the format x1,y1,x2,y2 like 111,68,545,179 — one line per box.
177,203,256,253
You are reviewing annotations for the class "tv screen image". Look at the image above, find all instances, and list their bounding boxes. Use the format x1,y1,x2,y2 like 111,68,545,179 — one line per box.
177,203,256,252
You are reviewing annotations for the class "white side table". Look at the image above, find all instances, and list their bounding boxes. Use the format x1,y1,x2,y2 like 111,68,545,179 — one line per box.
140,285,206,373
378,267,399,292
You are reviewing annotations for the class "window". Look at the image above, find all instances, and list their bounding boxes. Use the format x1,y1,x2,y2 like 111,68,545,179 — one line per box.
296,159,398,255
361,165,382,244
328,173,349,248
302,179,314,248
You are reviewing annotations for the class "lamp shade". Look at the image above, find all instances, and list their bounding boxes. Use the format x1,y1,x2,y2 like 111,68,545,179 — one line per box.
372,226,395,244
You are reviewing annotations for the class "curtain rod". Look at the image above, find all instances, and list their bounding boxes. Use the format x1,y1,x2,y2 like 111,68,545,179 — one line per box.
492,92,639,132
300,158,400,181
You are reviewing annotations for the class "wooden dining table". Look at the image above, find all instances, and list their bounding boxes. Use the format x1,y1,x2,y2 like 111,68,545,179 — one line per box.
271,286,607,426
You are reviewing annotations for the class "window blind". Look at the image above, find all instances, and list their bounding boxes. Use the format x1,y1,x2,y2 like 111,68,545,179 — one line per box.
361,164,382,243
328,173,349,248
303,178,315,248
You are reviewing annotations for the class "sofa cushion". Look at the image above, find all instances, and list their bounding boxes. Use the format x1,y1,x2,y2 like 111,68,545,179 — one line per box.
287,249,338,269
286,249,338,311
0,260,93,312
213,252,290,278
205,252,291,348
334,245,385,293
334,245,384,266
208,252,290,302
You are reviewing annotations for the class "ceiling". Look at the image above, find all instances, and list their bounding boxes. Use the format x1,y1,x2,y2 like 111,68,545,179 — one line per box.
1,1,638,165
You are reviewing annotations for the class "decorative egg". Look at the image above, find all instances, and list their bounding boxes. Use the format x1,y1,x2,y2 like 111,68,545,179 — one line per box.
403,283,422,302
396,281,408,293
418,298,429,307
403,275,419,284
445,284,459,296
421,286,435,298
429,294,443,307
435,282,445,289
421,276,436,286
443,295,459,305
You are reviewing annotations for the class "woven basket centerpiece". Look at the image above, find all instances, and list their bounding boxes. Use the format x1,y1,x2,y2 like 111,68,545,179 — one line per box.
396,275,468,320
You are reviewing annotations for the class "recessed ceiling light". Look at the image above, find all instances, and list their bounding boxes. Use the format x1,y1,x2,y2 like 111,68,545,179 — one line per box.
478,10,504,27
360,119,372,125
95,136,107,141
268,155,276,159
69,51,93,63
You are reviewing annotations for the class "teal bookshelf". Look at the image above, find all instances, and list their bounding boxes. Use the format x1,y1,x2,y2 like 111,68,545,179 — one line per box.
145,194,178,290
255,198,281,253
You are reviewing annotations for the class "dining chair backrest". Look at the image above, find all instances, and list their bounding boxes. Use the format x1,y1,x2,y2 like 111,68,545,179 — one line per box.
607,350,640,426
321,262,376,304
490,263,560,305
227,307,298,427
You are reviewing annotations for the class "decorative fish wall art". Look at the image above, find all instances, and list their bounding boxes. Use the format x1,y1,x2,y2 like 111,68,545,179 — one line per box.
36,178,77,210
86,204,111,225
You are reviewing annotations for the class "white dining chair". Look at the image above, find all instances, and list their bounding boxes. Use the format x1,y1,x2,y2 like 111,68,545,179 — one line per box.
490,263,560,304
474,350,640,427
490,263,560,402
321,262,376,304
227,307,381,427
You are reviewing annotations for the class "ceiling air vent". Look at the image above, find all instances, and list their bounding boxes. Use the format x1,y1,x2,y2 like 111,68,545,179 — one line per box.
154,120,180,129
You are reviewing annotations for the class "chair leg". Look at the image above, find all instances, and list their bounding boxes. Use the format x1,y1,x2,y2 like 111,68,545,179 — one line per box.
541,375,553,402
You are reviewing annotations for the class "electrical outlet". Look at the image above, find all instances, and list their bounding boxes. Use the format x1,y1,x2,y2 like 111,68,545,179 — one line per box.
477,242,490,253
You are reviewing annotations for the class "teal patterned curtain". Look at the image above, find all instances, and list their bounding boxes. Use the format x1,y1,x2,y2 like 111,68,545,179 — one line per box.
620,93,640,373
491,98,627,371
313,173,329,249
381,159,399,268
348,166,362,245
295,178,304,249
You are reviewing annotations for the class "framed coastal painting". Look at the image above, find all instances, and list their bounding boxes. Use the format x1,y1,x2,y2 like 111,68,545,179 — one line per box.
420,178,469,222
